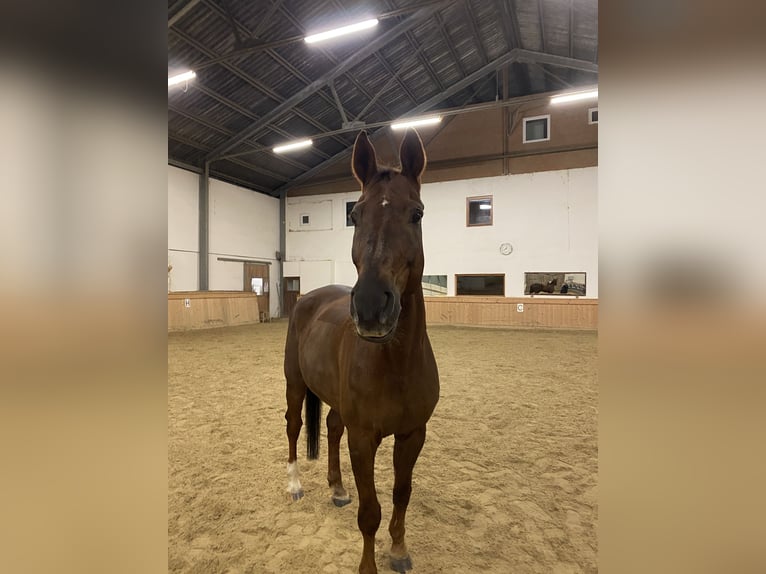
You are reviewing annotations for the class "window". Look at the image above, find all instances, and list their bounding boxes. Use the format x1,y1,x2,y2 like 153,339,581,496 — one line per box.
300,214,310,226
422,275,448,296
523,114,550,143
285,278,300,292
346,201,356,227
524,272,587,296
456,274,505,296
588,108,598,124
466,195,493,227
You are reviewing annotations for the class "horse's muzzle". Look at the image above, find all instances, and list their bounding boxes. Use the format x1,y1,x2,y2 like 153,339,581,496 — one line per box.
350,284,401,342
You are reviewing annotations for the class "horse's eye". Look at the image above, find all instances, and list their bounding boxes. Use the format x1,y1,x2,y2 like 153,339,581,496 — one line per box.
411,209,423,224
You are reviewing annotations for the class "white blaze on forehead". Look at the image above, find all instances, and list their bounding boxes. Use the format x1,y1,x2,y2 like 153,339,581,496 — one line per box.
381,197,389,207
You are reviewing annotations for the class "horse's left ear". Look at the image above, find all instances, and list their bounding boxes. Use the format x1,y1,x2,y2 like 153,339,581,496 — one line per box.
399,129,426,183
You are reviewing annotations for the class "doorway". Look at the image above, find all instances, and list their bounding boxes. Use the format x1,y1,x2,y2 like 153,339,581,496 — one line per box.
283,276,300,318
244,263,270,320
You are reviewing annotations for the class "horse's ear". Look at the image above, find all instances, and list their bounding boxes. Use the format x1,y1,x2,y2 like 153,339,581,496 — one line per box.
399,129,426,183
352,131,378,187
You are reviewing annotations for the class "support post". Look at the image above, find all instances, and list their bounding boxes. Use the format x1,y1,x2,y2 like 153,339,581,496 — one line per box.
502,65,510,175
278,189,287,317
198,161,210,291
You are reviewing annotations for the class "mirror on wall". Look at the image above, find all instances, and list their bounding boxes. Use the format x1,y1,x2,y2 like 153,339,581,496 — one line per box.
524,272,586,296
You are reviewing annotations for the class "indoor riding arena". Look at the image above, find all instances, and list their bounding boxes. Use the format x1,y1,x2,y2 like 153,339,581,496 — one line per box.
168,1,598,572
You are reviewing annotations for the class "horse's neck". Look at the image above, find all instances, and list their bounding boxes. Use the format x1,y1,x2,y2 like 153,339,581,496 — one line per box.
395,285,427,347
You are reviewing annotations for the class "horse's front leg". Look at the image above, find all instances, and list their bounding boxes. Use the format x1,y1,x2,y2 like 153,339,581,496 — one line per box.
348,429,382,574
327,408,351,506
388,426,426,573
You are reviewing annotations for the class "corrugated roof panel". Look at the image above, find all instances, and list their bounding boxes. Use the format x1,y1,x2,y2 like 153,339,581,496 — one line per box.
472,1,509,61
170,86,246,132
515,0,543,53
168,139,206,166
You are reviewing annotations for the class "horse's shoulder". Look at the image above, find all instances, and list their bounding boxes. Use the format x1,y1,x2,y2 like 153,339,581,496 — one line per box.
293,284,353,328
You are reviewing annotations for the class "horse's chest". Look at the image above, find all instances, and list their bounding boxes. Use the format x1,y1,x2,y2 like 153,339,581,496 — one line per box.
342,367,437,435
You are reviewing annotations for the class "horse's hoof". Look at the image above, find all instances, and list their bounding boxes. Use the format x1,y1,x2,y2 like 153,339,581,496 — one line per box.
290,489,304,501
390,555,412,572
332,495,351,507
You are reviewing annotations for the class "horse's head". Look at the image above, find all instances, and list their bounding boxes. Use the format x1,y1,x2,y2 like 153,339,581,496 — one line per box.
348,129,426,343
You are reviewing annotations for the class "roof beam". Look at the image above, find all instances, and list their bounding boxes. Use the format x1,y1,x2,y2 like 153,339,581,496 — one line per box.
273,5,397,121
169,104,313,171
252,0,283,38
169,158,277,196
514,49,598,73
327,0,419,107
434,11,466,76
382,0,446,94
168,134,288,184
199,0,372,136
171,22,348,150
531,63,574,88
397,49,522,116
168,0,200,28
351,40,443,123
463,1,488,65
496,0,531,94
205,3,448,161
537,0,548,90
275,49,524,194
569,0,574,59
190,83,324,166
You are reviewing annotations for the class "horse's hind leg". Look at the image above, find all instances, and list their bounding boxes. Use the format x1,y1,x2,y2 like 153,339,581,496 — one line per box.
388,426,426,573
327,408,351,507
284,339,306,501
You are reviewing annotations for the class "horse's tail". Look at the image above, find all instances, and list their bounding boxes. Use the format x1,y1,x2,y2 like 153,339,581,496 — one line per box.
305,388,321,460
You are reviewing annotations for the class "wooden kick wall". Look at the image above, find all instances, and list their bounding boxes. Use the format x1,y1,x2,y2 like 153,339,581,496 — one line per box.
424,296,598,330
168,291,261,332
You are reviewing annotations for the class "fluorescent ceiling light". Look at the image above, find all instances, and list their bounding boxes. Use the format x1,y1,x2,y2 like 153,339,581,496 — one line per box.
273,139,313,154
390,116,442,130
168,70,196,87
479,204,492,210
550,89,598,104
304,19,378,44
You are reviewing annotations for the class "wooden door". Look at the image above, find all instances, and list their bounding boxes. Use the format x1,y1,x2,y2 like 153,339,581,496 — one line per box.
283,276,300,318
244,263,270,320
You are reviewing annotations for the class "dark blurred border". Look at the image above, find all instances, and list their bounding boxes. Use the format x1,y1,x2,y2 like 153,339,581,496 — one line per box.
1,1,167,573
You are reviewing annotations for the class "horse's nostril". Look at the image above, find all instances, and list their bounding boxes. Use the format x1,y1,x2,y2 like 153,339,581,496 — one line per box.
380,291,395,321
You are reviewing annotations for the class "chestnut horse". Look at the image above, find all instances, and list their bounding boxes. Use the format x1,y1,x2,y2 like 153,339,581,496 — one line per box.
283,129,440,574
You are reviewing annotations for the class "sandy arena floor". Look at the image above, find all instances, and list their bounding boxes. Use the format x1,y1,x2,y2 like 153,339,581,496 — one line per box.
168,321,597,573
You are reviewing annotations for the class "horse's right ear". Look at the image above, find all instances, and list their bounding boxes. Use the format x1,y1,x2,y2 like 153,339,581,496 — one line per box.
352,131,378,187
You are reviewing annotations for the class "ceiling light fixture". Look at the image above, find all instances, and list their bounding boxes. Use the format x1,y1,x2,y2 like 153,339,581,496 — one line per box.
168,70,196,87
304,19,378,44
550,89,598,104
273,139,313,154
390,116,442,130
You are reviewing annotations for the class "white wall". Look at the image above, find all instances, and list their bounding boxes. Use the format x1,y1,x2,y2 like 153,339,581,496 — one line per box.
285,167,598,298
284,192,362,292
168,166,199,291
167,165,282,316
208,178,280,317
